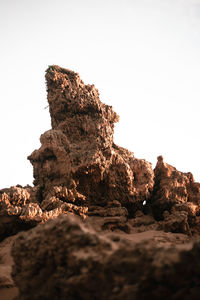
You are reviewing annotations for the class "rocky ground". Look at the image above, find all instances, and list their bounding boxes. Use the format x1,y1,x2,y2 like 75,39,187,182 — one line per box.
1,65,200,299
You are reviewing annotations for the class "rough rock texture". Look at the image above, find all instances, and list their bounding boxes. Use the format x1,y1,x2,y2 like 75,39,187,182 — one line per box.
151,156,200,235
12,215,200,300
0,186,36,241
28,65,154,216
1,66,200,242
0,185,87,241
0,66,156,242
0,235,19,299
1,65,200,299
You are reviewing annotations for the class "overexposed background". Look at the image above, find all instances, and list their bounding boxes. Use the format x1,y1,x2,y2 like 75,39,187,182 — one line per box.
0,0,200,188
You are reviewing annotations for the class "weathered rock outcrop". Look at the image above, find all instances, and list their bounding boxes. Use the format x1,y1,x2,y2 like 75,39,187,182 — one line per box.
151,156,200,235
26,65,154,229
12,214,200,300
0,66,155,241
1,66,200,242
1,65,200,299
28,66,154,210
0,235,19,299
0,185,87,241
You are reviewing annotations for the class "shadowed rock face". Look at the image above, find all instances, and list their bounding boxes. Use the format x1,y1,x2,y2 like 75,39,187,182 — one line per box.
12,215,200,300
0,185,88,243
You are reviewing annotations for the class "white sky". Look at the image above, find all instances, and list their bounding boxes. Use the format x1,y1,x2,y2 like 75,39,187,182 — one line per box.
0,0,200,189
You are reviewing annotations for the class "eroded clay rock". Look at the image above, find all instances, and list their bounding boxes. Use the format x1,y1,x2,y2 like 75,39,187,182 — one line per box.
3,65,200,300
0,185,87,240
28,65,154,218
0,235,16,288
151,156,200,234
0,235,19,299
12,214,200,300
3,66,200,240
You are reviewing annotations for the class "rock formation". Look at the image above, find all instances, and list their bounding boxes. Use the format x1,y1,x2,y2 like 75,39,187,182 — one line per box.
1,65,200,299
0,235,19,299
12,215,199,300
151,156,200,235
28,65,154,214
